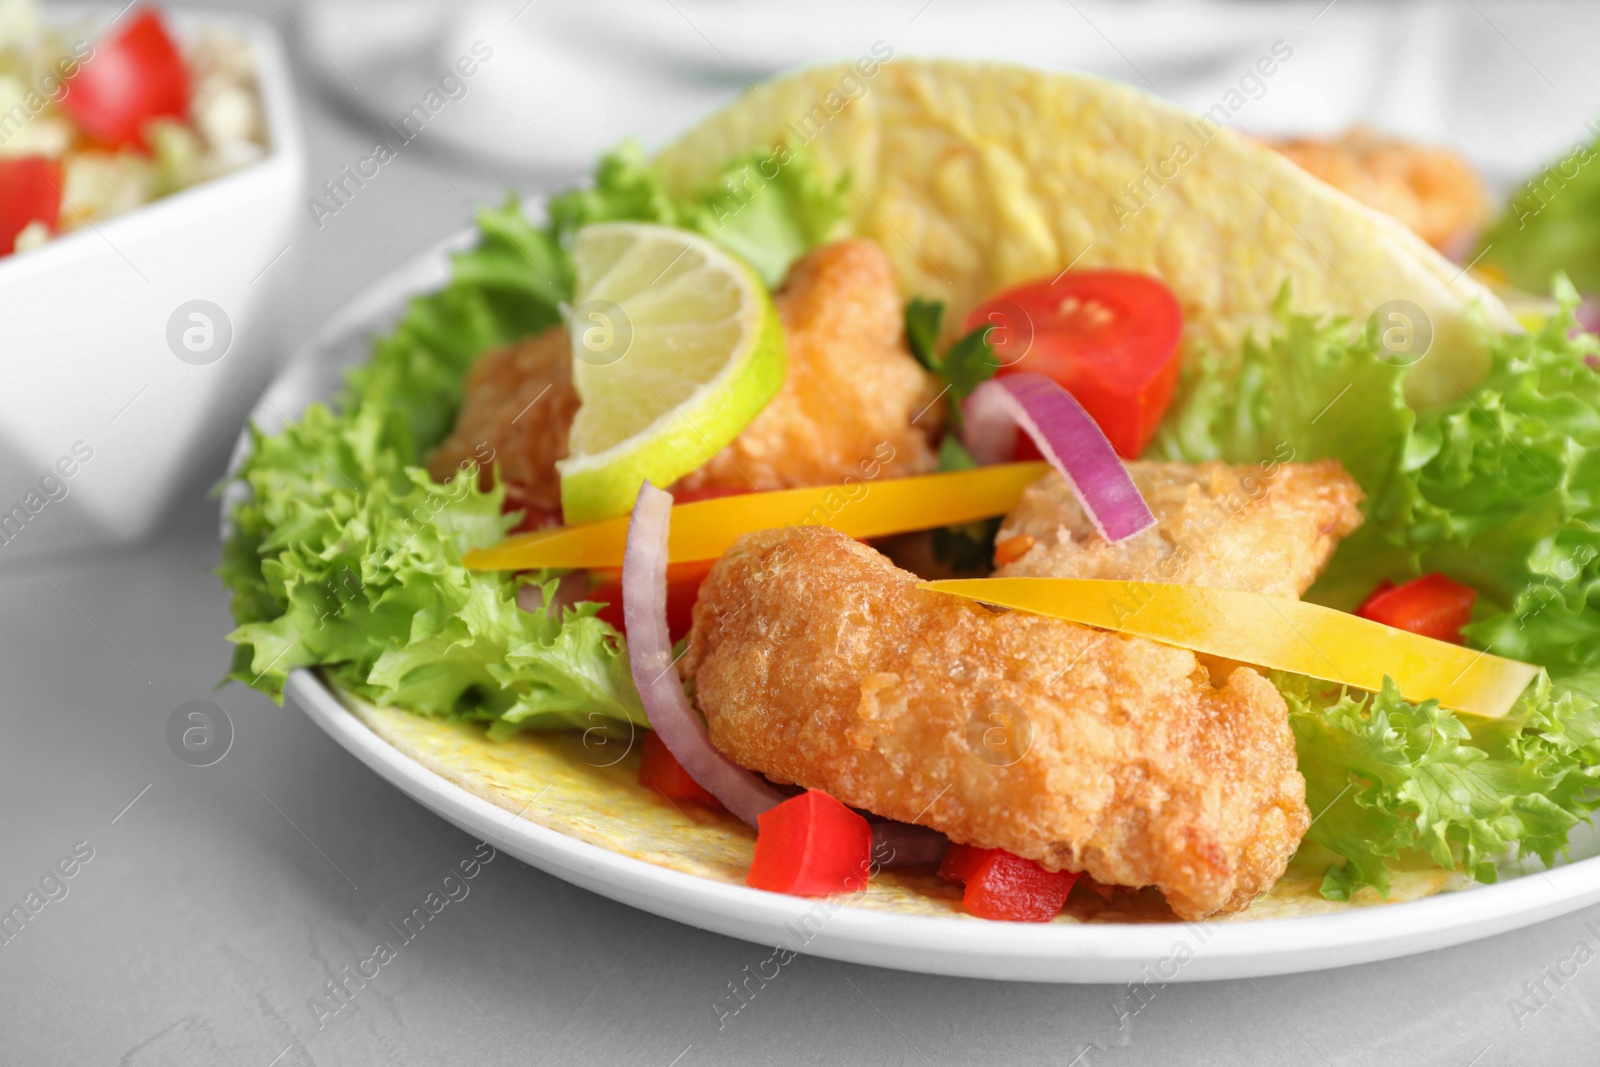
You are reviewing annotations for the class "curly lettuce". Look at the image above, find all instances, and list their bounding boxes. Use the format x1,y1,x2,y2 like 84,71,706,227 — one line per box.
1283,674,1600,899
1156,283,1600,895
1480,133,1600,297
221,144,847,735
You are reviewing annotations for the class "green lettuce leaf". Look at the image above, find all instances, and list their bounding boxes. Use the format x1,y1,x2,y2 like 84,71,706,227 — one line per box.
547,139,847,287
221,403,643,732
1154,285,1600,895
221,144,846,734
1480,133,1600,296
1283,673,1600,899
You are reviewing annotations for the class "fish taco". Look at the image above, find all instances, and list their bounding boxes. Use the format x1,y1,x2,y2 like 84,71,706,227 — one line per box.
223,59,1600,925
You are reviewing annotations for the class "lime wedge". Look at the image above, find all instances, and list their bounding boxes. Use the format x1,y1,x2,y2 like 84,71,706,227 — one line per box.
556,222,785,524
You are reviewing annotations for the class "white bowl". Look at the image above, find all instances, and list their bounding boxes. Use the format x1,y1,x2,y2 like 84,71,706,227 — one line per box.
0,8,303,569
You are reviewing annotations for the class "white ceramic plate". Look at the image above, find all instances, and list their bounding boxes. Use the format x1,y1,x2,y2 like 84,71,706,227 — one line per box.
232,227,1600,984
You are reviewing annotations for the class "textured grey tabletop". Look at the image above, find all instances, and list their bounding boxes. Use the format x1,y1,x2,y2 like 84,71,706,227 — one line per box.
7,1,1600,1063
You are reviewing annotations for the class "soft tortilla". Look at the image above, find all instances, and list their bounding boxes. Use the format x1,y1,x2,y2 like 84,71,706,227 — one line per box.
346,690,1468,923
344,60,1504,920
655,58,1515,408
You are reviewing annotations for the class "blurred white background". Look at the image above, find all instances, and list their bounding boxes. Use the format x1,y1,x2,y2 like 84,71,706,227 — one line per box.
296,0,1600,188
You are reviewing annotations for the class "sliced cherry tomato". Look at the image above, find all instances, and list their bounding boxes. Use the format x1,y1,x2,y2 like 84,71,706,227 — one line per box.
589,558,716,642
966,271,1183,459
0,157,61,255
747,790,873,896
637,731,723,809
939,843,1079,922
61,9,189,151
1356,573,1478,644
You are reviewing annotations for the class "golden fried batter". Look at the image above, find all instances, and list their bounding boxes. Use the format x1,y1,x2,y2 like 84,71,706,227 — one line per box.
427,326,577,517
1268,127,1489,254
685,527,1310,920
678,238,941,491
996,460,1365,597
428,239,941,512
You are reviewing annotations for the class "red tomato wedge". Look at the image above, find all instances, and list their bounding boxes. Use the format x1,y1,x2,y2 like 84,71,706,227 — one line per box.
637,731,723,809
747,790,873,896
61,9,190,151
0,157,62,254
966,271,1183,459
1356,573,1478,644
939,843,1080,922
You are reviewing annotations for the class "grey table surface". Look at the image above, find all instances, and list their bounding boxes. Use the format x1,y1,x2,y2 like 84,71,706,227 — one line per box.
8,1,1600,1063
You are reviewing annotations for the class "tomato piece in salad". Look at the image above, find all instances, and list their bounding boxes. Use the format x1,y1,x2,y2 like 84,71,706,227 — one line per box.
0,157,62,254
1356,573,1477,644
940,843,1080,921
747,790,873,896
637,731,723,809
965,271,1183,459
61,9,190,151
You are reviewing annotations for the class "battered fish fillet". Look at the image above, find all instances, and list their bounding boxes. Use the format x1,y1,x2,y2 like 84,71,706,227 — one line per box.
685,527,1310,920
996,460,1365,598
427,239,940,510
427,326,578,516
678,238,941,491
1268,127,1488,255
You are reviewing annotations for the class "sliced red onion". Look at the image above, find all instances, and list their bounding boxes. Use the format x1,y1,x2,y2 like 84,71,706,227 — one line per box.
869,821,949,867
962,373,1155,543
1576,295,1600,337
622,481,784,826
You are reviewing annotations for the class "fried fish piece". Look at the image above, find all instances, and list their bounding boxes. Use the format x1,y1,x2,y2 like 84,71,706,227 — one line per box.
685,527,1310,920
427,326,578,517
678,238,941,492
1267,127,1489,255
427,239,941,511
995,460,1365,598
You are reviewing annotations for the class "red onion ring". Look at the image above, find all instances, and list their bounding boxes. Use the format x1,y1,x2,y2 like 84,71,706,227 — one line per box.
870,821,949,867
962,373,1155,544
622,481,784,826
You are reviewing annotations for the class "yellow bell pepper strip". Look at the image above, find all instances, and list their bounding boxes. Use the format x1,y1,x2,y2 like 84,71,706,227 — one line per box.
463,462,1050,571
920,577,1541,719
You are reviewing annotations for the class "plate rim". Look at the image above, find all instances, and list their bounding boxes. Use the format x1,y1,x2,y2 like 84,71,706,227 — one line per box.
233,223,1600,983
288,668,1600,983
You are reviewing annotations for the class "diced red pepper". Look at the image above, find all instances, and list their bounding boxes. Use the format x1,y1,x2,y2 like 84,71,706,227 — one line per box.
637,731,722,809
0,157,62,255
938,842,991,885
589,558,716,642
939,843,1079,922
61,9,190,151
1356,573,1477,644
584,485,747,638
747,790,873,896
